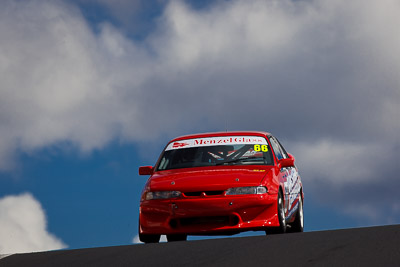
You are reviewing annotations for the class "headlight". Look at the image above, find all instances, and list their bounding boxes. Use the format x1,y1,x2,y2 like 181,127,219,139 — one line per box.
145,191,182,200
225,186,268,195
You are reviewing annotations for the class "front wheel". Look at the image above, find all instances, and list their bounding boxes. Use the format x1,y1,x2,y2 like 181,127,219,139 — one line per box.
167,234,187,242
138,223,160,243
265,190,286,235
139,232,160,243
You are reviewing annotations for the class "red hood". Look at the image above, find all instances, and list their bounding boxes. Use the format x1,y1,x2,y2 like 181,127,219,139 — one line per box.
149,166,272,192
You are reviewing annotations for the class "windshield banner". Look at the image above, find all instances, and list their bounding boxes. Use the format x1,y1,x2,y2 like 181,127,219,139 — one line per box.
166,136,268,151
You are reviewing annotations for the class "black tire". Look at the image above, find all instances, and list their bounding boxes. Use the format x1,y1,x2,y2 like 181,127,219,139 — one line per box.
139,232,161,243
166,234,187,242
265,190,286,235
289,195,304,233
138,222,160,243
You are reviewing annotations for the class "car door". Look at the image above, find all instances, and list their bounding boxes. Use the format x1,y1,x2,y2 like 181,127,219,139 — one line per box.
273,136,301,219
269,136,292,218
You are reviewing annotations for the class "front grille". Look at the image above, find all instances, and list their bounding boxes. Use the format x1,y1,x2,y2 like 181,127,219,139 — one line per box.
205,191,224,196
183,191,224,197
183,191,202,197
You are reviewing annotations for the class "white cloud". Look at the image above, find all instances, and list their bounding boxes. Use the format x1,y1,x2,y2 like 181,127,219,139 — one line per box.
0,0,152,169
289,139,381,185
0,193,67,254
0,0,398,164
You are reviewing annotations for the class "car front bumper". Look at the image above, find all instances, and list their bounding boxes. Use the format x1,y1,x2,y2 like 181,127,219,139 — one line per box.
139,193,279,235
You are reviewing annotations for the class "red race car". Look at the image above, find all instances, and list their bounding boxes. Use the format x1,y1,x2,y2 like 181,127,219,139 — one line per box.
138,131,304,243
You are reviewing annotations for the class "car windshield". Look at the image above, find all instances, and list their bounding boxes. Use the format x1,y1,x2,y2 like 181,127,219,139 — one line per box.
156,136,273,171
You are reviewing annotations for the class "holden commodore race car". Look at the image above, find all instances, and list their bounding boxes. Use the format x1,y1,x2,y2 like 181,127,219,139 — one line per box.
138,131,304,243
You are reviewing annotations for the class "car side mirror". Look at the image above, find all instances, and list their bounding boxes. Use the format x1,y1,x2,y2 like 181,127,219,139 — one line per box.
139,166,154,175
279,153,295,168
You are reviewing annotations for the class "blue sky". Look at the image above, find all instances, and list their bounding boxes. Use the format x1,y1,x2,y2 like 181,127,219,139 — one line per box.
0,0,399,253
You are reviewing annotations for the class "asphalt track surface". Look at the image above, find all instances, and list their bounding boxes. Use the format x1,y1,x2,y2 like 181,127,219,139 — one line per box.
1,225,399,267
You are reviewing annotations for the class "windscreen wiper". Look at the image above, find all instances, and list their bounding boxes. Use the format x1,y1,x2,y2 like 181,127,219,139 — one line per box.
215,157,265,166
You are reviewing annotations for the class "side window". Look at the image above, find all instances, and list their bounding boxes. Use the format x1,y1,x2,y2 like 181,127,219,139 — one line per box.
269,137,283,160
275,137,289,159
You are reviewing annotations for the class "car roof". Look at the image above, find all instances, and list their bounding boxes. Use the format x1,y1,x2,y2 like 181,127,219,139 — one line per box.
169,131,271,142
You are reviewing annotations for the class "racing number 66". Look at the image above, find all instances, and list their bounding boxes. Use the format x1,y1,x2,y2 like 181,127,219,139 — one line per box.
254,144,268,152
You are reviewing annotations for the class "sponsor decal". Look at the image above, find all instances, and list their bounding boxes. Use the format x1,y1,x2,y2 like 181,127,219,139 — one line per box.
242,149,263,157
287,169,301,208
253,144,268,152
283,168,301,208
165,136,268,151
172,142,190,148
287,200,299,219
